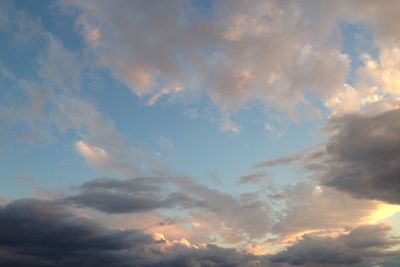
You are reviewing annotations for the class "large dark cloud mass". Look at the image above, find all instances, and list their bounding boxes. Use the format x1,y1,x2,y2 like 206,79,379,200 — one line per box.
259,108,400,205
0,199,399,267
310,108,400,204
320,108,400,204
0,199,152,267
0,199,261,267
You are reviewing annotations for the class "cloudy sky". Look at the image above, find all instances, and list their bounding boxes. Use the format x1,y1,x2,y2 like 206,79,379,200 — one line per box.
1,0,400,266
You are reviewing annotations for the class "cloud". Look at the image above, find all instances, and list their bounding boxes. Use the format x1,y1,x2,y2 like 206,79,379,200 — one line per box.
0,5,144,177
219,113,241,133
66,177,204,213
270,224,399,266
284,108,400,205
269,182,382,240
0,199,153,267
0,199,263,267
320,108,400,204
158,136,174,151
258,106,400,206
1,199,398,267
74,140,138,175
65,176,271,243
238,172,268,184
63,0,353,121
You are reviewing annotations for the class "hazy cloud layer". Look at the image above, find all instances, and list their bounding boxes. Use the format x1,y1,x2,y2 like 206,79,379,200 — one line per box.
271,224,399,266
269,182,382,238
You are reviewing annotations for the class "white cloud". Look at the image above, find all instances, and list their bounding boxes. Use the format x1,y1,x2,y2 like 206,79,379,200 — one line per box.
63,0,352,121
74,140,138,176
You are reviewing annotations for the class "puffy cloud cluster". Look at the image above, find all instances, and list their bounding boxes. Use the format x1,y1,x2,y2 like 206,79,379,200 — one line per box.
62,0,352,123
59,0,400,125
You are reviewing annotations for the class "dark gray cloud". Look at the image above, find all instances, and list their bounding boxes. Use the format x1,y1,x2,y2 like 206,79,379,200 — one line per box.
270,224,399,266
318,108,400,204
0,199,263,267
66,177,271,241
258,108,400,205
1,199,399,267
0,199,152,267
66,177,204,213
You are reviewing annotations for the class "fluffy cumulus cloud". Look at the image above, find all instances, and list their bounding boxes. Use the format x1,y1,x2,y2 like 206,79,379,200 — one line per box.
62,0,352,122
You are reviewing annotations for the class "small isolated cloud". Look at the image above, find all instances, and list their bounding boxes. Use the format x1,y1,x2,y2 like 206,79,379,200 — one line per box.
238,172,268,184
15,172,35,184
74,140,138,176
158,136,174,151
219,113,241,133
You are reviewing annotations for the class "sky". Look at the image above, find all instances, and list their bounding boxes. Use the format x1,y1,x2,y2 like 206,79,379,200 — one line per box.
1,1,400,266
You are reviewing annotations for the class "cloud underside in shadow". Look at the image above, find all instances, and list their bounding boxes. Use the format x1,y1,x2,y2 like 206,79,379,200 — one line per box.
320,108,400,204
0,199,398,267
0,199,260,267
259,108,400,205
65,177,271,241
